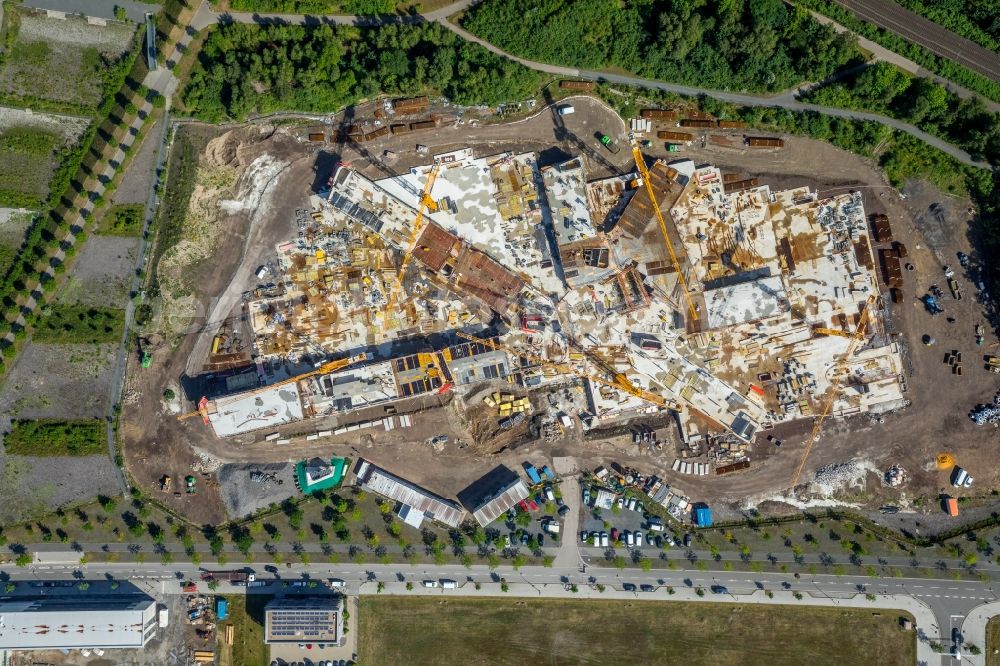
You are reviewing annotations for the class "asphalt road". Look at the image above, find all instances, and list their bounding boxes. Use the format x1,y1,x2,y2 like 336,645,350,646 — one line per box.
834,0,1000,83
4,559,992,664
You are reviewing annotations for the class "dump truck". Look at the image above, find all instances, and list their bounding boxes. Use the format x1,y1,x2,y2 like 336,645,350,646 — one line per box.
200,570,255,586
599,134,620,153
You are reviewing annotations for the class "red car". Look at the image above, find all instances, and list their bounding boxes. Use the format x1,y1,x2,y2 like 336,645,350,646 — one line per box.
610,528,619,542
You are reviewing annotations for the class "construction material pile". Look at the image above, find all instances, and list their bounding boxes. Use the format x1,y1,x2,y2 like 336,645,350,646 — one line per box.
969,389,1000,425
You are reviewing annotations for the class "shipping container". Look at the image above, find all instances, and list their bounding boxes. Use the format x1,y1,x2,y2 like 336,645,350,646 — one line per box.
559,80,595,91
680,119,714,128
362,126,390,142
723,177,760,194
657,130,693,142
945,496,959,516
717,120,747,129
392,96,429,114
744,136,785,148
409,120,436,131
390,123,410,135
523,463,542,485
307,132,325,142
640,108,677,120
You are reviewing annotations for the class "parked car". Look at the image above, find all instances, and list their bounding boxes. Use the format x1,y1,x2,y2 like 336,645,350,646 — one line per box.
537,533,544,547
683,533,692,547
640,584,655,592
617,497,625,509
580,530,589,543
422,580,438,588
654,535,664,548
591,530,600,544
610,528,619,542
600,531,609,548
710,585,728,594
544,486,555,501
521,532,530,545
625,531,634,547
634,531,643,548
556,497,565,507
623,583,637,591
558,505,570,517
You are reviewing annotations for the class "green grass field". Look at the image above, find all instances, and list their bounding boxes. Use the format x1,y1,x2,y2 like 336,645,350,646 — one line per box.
988,616,1000,666
216,595,272,666
359,598,916,666
0,126,63,208
4,418,104,456
33,305,124,344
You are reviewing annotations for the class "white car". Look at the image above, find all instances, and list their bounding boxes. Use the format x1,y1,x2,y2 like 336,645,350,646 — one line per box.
600,532,609,548
634,531,643,548
625,531,634,546
422,580,438,588
617,497,625,509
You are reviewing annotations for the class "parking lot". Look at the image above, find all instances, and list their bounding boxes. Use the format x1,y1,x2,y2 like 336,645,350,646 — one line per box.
576,481,686,554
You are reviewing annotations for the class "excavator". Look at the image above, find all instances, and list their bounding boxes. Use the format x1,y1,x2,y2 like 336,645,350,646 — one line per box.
176,353,368,422
455,332,676,411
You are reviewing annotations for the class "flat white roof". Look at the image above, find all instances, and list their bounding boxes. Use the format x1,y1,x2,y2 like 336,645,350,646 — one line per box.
704,275,788,329
209,384,304,437
0,596,155,650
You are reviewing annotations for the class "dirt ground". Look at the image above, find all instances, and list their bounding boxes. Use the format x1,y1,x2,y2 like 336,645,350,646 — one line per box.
56,236,138,307
113,119,161,206
122,95,999,526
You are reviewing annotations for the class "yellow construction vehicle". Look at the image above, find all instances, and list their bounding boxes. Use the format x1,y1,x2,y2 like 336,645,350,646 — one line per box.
456,332,676,411
935,453,956,470
176,353,368,421
790,295,877,488
629,140,699,322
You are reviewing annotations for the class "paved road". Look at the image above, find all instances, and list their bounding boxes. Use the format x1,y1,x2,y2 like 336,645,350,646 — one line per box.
4,559,988,664
834,0,1000,83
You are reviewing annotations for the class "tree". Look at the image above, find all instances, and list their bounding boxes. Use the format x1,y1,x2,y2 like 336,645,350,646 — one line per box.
15,553,31,567
207,579,219,591
162,388,175,401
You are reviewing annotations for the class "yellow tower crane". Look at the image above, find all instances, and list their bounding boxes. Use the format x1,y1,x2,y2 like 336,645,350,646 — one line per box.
629,140,699,322
399,162,441,278
789,295,877,487
455,332,677,411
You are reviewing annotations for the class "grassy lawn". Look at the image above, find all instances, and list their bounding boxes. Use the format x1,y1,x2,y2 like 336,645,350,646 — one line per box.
0,126,64,207
216,595,272,666
33,305,124,344
4,418,104,456
0,10,135,115
95,204,144,236
359,598,916,666
988,616,1000,666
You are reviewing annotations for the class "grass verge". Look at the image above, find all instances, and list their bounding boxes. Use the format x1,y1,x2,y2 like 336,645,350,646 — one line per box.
32,305,124,344
215,594,272,666
359,597,916,666
95,203,144,237
4,418,104,455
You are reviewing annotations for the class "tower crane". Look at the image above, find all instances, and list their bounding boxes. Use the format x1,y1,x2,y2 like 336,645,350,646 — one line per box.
629,139,699,322
176,353,368,421
455,332,677,411
398,162,441,278
789,295,877,488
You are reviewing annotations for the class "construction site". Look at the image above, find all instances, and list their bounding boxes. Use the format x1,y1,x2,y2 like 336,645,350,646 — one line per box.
122,95,999,526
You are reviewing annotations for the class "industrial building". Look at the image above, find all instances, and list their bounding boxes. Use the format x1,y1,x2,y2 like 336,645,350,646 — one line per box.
469,474,530,527
264,597,344,646
0,593,157,650
355,458,465,528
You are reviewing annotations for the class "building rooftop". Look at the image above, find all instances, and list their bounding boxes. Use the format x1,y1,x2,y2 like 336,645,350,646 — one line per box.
703,275,788,329
0,594,156,650
208,383,304,438
356,459,465,527
264,597,342,645
470,476,530,526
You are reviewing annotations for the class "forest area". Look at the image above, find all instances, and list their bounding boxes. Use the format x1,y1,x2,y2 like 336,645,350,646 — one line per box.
803,62,1000,165
461,0,859,93
222,0,395,11
181,23,542,120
